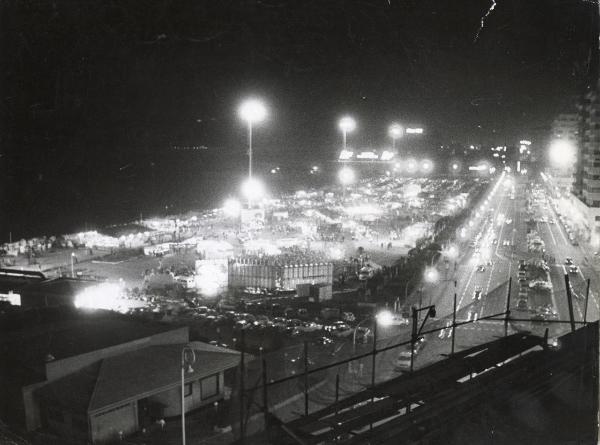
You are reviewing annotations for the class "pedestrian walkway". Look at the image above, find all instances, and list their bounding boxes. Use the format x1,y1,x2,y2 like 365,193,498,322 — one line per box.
127,408,233,445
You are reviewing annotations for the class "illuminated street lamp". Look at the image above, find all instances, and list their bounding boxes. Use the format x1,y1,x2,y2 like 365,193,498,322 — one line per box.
549,140,576,169
388,123,404,151
421,160,433,174
352,309,395,351
375,309,394,327
339,116,356,153
424,267,439,283
241,177,265,207
238,98,267,180
446,245,458,259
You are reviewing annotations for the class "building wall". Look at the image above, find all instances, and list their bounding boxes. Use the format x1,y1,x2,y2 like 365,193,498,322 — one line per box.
38,402,89,443
20,292,73,309
576,87,600,204
90,401,137,444
147,372,223,418
280,263,333,290
228,261,277,289
22,381,45,431
228,260,333,290
568,195,600,246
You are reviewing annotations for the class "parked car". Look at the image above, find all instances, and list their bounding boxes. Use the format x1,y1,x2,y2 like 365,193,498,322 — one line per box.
515,299,528,311
342,312,356,323
394,337,426,369
296,321,322,332
314,336,334,347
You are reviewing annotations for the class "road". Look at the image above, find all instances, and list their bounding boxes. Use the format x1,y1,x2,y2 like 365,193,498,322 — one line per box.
261,172,600,421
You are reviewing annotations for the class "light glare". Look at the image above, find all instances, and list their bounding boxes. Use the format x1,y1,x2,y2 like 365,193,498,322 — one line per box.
376,310,394,326
338,167,356,185
339,116,356,132
388,123,404,139
241,177,266,202
239,98,267,124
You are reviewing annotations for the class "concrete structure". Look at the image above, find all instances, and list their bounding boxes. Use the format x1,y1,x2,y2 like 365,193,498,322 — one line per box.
228,258,333,291
548,113,579,194
571,86,600,245
0,269,46,306
0,271,98,309
1,312,240,444
296,283,333,301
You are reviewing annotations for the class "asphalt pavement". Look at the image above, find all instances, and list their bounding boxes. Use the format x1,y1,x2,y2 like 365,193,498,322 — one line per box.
257,173,600,424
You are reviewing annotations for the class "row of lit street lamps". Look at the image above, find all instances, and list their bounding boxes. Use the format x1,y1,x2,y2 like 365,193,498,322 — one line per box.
236,98,417,208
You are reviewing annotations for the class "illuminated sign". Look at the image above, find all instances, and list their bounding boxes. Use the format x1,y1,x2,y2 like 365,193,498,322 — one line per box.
519,140,531,145
356,151,379,160
380,150,395,161
406,128,424,134
0,292,20,306
338,150,354,160
468,164,488,171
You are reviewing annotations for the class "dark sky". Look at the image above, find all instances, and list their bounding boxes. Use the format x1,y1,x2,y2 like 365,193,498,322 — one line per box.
1,0,598,238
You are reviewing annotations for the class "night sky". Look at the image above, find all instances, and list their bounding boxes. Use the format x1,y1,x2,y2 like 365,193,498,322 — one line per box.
1,0,597,239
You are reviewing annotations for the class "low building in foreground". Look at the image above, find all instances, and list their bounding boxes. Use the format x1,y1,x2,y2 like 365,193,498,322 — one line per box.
1,311,240,444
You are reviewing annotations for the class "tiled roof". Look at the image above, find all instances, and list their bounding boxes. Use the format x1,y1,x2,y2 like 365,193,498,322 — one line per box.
34,342,240,414
88,343,240,413
35,362,101,413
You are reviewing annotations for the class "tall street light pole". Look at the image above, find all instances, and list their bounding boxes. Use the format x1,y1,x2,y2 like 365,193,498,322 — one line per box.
247,120,253,179
181,345,196,445
239,99,267,207
339,116,356,154
388,123,403,153
338,166,355,202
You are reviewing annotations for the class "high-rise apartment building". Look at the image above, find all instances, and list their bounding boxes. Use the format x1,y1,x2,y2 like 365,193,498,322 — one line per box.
570,87,600,245
549,113,578,193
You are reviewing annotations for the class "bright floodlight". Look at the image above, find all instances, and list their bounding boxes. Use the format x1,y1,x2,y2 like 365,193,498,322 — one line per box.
376,310,394,327
424,267,439,283
239,98,267,124
446,245,458,259
338,166,356,185
422,160,433,172
339,116,356,133
223,198,242,217
75,282,128,312
388,123,404,139
241,177,265,202
407,159,417,172
549,140,576,168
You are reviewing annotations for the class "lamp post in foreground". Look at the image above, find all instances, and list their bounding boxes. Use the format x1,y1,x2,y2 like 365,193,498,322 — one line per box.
181,345,196,445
